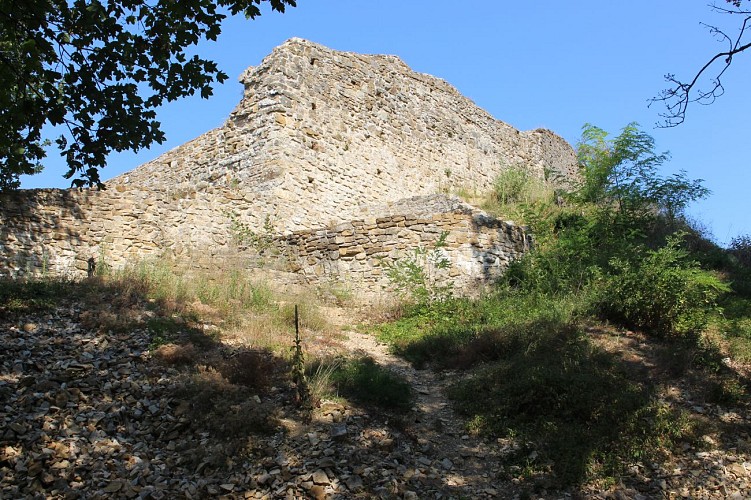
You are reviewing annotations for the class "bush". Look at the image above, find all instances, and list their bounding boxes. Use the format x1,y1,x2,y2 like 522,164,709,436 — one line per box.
380,231,453,305
595,237,729,336
376,292,579,369
729,234,751,268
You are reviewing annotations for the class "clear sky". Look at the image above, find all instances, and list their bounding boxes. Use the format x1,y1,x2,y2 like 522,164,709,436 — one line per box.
21,1,751,246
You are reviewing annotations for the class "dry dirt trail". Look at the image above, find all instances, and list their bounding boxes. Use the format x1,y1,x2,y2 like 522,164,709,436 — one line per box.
327,306,519,498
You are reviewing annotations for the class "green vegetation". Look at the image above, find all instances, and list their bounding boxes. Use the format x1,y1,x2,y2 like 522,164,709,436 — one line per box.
0,0,296,190
3,119,749,492
0,277,77,314
373,122,751,488
379,231,454,305
225,212,278,253
305,355,413,411
94,259,334,350
448,329,695,487
486,163,555,218
316,356,413,410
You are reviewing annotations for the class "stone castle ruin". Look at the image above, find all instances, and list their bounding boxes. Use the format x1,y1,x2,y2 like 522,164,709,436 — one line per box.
0,38,578,296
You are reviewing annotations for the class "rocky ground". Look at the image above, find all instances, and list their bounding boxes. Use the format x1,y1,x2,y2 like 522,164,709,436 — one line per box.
1,297,750,499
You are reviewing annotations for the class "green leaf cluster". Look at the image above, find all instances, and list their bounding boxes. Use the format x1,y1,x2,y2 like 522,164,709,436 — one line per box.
380,231,454,306
0,0,295,190
576,122,709,224
595,235,730,336
501,123,723,337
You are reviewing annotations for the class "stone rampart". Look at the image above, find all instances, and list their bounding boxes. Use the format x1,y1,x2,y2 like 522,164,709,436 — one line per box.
0,39,578,295
280,195,530,295
107,38,578,233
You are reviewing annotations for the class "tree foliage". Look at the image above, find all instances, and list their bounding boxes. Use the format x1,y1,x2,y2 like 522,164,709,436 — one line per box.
576,123,709,222
505,123,722,337
0,0,295,191
652,0,751,126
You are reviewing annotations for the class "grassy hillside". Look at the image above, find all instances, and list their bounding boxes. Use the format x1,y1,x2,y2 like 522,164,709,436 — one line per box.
370,123,751,489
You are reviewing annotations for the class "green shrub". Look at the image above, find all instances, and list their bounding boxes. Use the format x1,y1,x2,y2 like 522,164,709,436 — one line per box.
595,237,729,336
380,231,453,305
729,234,751,268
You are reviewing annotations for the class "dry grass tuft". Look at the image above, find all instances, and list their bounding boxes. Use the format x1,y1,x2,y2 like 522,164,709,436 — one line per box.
216,349,281,390
175,365,279,439
153,342,200,365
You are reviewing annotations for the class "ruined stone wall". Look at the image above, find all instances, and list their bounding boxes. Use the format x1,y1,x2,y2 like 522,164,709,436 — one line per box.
0,187,242,278
281,195,531,296
108,38,578,233
0,190,528,299
0,38,577,293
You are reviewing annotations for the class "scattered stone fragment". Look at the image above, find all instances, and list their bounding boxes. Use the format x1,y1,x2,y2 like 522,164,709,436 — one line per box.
329,422,347,440
2,293,749,500
312,469,329,485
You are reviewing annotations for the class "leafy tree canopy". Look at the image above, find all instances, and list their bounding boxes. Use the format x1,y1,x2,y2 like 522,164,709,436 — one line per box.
0,0,295,191
576,123,710,221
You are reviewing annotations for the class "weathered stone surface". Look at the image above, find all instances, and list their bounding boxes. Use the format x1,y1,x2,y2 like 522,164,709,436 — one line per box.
0,38,578,296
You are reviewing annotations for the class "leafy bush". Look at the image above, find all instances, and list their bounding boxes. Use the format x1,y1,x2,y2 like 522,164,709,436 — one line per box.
595,237,729,336
225,212,277,253
576,123,709,223
729,234,751,268
380,231,453,305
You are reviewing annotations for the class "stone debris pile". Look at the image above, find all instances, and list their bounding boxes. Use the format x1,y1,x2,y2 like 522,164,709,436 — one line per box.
0,302,512,499
2,301,750,499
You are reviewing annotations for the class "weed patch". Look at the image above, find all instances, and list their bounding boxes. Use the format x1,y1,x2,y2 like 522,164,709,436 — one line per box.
175,365,279,439
153,342,200,365
330,357,413,410
372,293,578,369
0,277,77,314
217,349,279,390
449,328,697,487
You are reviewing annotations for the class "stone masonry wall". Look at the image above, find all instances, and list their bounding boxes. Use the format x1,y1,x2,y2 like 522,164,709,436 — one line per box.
281,195,531,296
106,38,578,233
0,191,527,298
0,39,576,295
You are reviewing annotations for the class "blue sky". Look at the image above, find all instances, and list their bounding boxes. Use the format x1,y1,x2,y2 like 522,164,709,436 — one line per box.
22,1,750,245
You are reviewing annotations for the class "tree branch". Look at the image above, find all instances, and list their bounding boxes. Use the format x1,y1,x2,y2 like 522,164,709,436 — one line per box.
650,2,751,127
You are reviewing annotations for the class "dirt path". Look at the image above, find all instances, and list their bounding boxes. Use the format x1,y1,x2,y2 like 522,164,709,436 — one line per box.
338,327,514,496
323,306,470,441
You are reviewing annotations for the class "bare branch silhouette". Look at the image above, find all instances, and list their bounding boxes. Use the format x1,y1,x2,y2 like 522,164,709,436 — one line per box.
651,1,751,127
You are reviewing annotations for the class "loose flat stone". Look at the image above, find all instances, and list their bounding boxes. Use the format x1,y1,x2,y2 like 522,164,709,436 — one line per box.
330,423,347,439
312,469,329,485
